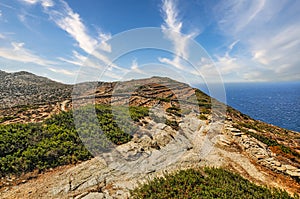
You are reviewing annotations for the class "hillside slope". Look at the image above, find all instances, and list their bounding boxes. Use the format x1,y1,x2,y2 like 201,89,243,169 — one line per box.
0,70,72,108
0,71,299,198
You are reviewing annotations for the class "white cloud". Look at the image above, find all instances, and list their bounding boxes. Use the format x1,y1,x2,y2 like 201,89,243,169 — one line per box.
131,59,138,70
228,40,239,51
18,14,26,22
43,1,110,54
215,0,266,35
213,0,300,82
128,58,147,76
41,0,54,8
0,42,56,66
58,50,85,66
22,0,38,4
98,32,112,52
48,67,75,76
161,0,182,33
19,0,123,82
20,0,54,8
0,33,5,39
45,2,97,54
43,0,126,80
0,2,14,9
58,50,105,69
159,0,198,70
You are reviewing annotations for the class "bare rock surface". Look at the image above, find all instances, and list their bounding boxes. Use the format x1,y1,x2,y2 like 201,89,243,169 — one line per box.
1,113,299,198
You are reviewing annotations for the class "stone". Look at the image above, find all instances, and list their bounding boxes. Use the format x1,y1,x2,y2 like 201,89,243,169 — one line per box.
216,135,232,146
116,190,125,196
264,157,274,162
255,154,266,160
248,129,257,133
272,161,281,167
233,132,244,136
226,127,241,133
241,134,248,139
153,130,172,147
243,142,250,149
276,166,286,172
155,123,167,130
183,115,204,132
139,135,153,148
286,170,300,177
284,165,298,171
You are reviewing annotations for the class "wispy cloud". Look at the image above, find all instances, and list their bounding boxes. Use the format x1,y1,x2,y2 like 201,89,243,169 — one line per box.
161,0,182,33
20,0,111,57
20,0,54,8
58,50,85,66
0,42,56,66
215,0,266,35
48,67,76,76
45,3,97,54
213,0,300,82
159,0,198,70
130,58,138,70
42,0,110,54
21,0,39,4
44,1,127,78
0,2,15,9
19,0,123,81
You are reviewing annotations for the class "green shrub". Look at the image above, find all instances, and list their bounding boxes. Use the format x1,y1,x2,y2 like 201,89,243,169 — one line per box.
131,167,297,199
0,104,149,177
165,119,179,130
198,114,208,120
156,97,171,102
166,106,181,117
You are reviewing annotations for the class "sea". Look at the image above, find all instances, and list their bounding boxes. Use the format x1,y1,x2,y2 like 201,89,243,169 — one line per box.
195,82,300,132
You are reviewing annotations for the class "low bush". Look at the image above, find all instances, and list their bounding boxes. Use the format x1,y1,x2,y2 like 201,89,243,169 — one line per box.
131,167,298,199
0,104,149,177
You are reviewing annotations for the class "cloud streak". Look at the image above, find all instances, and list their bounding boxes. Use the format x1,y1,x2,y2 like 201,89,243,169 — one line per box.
213,0,300,82
20,0,54,8
20,0,123,81
159,0,198,70
48,67,76,76
43,1,105,54
0,42,56,66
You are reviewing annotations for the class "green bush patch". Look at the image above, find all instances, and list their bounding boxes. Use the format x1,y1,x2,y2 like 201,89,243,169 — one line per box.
0,104,149,177
131,167,298,199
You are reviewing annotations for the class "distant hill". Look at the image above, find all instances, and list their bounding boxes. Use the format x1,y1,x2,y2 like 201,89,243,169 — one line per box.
0,70,72,108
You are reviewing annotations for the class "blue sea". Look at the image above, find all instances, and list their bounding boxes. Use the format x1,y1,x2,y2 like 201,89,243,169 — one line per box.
195,82,300,132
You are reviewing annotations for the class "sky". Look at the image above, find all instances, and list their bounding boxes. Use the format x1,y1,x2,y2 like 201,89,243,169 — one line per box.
0,0,299,84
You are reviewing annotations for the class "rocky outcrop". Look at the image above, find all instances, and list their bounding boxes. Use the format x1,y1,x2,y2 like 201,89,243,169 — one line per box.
224,122,300,180
2,112,299,198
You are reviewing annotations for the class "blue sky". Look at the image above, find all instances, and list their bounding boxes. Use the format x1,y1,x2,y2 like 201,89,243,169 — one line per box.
0,0,299,84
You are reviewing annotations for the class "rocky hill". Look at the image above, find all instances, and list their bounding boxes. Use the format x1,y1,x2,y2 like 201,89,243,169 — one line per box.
0,71,299,198
0,70,72,108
